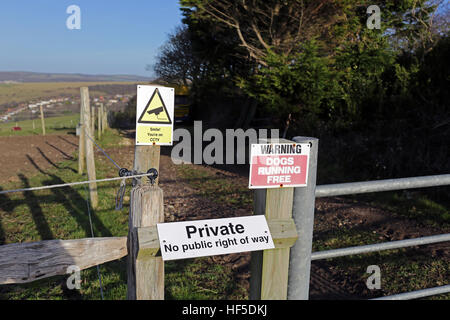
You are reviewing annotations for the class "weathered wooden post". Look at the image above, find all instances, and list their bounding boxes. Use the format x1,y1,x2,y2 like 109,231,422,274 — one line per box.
250,138,299,300
97,105,102,140
81,87,98,209
91,105,96,137
78,96,85,175
127,145,163,300
40,105,46,136
102,104,108,132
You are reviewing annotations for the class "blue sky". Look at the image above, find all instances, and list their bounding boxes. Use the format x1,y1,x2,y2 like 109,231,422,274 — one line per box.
0,1,183,77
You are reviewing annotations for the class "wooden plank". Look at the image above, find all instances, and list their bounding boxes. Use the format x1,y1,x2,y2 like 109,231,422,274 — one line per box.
261,248,291,299
268,219,298,249
136,226,160,258
81,87,98,209
0,237,127,284
136,219,298,258
260,188,294,300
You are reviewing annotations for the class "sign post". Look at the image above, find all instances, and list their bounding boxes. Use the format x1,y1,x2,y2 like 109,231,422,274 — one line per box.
249,139,303,300
127,86,168,300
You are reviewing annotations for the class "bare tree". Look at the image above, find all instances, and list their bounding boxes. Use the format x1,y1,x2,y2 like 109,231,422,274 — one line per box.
151,26,199,86
194,0,344,65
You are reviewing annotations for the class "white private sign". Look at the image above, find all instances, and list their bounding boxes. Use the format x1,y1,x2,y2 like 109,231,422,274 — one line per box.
157,216,275,261
135,85,174,146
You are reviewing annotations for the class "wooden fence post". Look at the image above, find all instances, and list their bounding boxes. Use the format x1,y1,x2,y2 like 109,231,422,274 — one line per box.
127,145,163,300
102,104,108,132
78,98,85,175
91,105,96,137
250,138,296,300
98,105,102,140
81,87,98,209
40,105,46,136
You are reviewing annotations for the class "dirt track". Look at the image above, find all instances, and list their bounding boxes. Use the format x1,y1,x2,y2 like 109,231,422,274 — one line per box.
0,135,78,184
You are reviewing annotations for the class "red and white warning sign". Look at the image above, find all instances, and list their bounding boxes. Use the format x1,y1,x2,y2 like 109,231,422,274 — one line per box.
249,143,310,189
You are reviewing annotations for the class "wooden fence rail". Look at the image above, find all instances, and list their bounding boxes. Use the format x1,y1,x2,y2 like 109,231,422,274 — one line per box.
0,237,127,284
0,220,296,286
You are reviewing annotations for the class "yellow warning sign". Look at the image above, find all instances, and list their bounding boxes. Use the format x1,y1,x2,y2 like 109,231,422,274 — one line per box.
136,85,174,146
136,126,173,145
138,88,172,124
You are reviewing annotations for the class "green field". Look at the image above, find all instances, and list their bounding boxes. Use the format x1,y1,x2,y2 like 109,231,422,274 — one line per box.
0,114,80,136
0,81,145,106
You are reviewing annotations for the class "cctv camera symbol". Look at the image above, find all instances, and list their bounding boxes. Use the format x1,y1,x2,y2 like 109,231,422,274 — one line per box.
147,106,164,116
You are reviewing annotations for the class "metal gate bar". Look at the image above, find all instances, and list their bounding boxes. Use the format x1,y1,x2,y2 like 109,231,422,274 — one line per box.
372,285,450,300
311,233,450,261
315,174,450,198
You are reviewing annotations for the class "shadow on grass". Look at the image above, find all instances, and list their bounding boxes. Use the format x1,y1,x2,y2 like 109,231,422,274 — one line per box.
26,154,112,237
36,147,77,173
18,174,54,240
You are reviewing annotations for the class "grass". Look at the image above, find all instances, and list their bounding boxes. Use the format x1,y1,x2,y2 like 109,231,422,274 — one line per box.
0,82,142,106
165,258,247,300
0,114,80,137
354,190,450,229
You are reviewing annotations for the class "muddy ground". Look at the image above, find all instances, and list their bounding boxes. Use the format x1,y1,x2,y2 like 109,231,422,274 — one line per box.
0,135,78,184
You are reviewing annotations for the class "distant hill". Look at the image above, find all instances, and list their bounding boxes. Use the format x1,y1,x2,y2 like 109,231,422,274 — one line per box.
0,71,153,83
